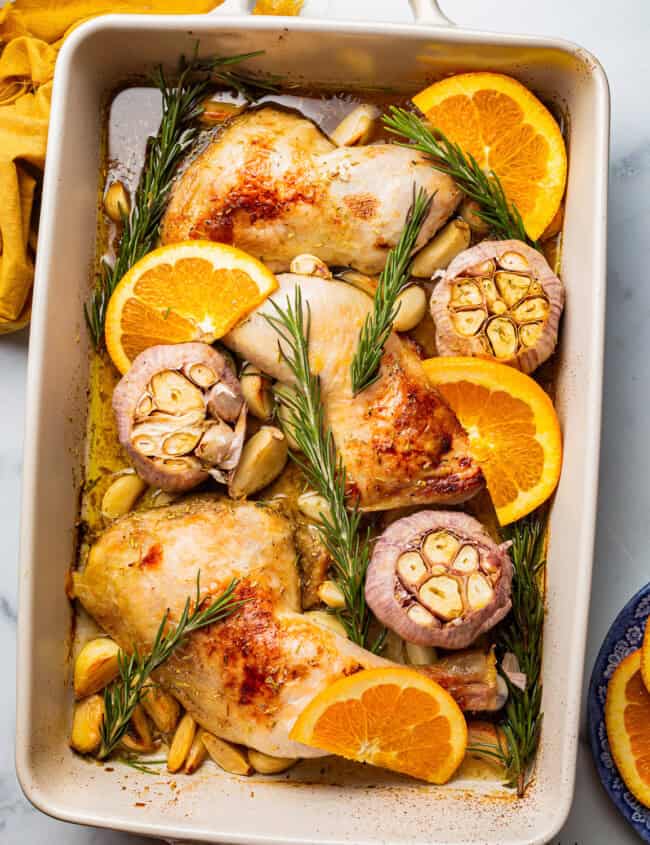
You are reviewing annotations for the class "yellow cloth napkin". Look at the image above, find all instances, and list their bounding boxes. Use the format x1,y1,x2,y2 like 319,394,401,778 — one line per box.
0,0,266,334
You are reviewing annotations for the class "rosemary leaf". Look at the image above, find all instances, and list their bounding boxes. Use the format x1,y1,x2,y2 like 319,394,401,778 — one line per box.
264,289,380,650
99,575,246,759
350,186,433,394
85,49,277,347
495,512,547,796
383,107,535,247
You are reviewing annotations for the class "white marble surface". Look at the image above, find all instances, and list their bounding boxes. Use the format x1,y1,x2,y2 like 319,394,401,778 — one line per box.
1,0,648,842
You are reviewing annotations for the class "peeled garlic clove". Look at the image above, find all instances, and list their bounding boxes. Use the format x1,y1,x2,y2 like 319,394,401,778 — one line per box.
195,419,236,466
167,712,197,773
229,426,288,498
297,491,333,525
486,316,518,359
393,285,427,332
74,637,120,698
127,704,154,753
200,730,252,776
431,240,564,374
458,198,490,236
318,579,346,609
329,104,379,147
104,181,130,223
101,473,148,520
240,363,274,420
365,510,513,650
141,686,181,734
248,749,297,775
70,695,105,754
304,610,348,638
185,733,209,774
411,219,471,278
207,380,244,423
289,254,332,279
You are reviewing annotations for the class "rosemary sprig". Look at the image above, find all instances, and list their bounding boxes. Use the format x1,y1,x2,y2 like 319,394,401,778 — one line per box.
383,106,534,246
350,187,433,394
99,575,246,759
494,512,547,795
264,288,379,650
85,49,276,347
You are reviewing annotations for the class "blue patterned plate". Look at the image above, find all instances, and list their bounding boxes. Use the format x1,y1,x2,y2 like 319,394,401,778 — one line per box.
588,583,650,841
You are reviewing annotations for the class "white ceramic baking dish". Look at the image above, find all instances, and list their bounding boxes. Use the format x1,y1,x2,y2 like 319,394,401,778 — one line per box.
16,2,609,842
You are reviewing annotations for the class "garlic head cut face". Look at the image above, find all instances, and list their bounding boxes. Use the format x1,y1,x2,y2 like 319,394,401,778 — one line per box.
430,239,565,373
113,343,246,493
365,510,513,649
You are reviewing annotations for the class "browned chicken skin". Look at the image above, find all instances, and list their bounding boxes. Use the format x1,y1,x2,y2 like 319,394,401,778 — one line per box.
161,107,461,274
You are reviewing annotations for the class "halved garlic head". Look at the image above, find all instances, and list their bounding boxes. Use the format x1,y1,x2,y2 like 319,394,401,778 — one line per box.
113,343,247,493
430,239,565,373
366,510,513,649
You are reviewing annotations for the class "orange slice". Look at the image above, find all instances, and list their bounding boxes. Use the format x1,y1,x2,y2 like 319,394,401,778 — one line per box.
605,650,650,808
413,73,567,240
422,356,562,525
642,616,650,693
289,667,467,784
105,241,278,374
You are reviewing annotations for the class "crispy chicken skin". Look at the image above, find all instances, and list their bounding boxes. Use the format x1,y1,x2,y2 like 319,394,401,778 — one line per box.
225,274,484,510
160,107,461,275
74,496,386,759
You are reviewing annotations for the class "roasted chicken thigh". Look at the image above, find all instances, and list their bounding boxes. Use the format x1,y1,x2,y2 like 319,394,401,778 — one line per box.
161,107,461,274
225,273,484,510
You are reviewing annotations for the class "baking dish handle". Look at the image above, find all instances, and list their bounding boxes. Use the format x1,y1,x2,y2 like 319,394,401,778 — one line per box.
409,0,455,26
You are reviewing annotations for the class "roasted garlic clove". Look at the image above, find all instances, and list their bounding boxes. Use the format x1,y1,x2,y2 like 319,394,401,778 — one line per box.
185,732,209,774
101,473,148,520
229,426,288,498
104,181,130,223
304,610,348,638
317,579,346,609
393,285,427,332
485,316,518,360
365,510,513,649
167,712,197,773
74,637,120,698
200,730,252,776
405,641,437,666
431,240,565,373
199,99,245,125
297,491,333,525
113,343,247,492
458,198,490,236
70,695,105,754
240,363,274,420
141,686,181,734
248,749,297,775
333,268,377,297
329,104,379,147
289,254,332,279
411,219,471,278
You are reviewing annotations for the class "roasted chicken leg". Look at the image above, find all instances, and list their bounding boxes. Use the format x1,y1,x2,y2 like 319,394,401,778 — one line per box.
74,496,499,759
161,107,461,274
225,274,484,510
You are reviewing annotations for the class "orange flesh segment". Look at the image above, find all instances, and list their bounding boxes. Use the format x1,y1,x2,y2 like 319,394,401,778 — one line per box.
289,667,467,784
642,616,650,693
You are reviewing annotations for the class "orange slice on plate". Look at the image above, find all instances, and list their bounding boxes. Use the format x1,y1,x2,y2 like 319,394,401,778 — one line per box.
605,650,650,808
289,667,467,784
642,616,650,693
413,72,567,240
422,356,562,525
105,241,278,374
